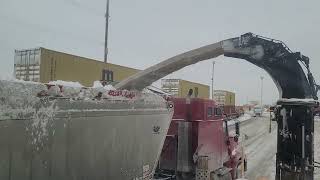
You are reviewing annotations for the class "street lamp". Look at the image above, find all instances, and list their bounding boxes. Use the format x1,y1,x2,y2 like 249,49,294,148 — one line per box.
211,61,215,100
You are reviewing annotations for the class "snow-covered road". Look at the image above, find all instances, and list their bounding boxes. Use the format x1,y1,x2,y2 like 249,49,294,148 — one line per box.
240,114,320,180
240,114,277,180
313,119,320,179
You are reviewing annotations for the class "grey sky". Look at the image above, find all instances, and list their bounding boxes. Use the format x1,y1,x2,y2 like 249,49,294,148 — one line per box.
0,0,319,105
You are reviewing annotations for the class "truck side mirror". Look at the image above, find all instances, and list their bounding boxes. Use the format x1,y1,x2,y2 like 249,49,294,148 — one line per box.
235,121,240,136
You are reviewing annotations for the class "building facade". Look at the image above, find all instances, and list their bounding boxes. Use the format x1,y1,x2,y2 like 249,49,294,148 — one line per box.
161,79,210,99
14,48,139,86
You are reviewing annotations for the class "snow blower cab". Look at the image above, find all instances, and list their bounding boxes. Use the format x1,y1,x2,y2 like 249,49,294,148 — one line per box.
155,97,245,180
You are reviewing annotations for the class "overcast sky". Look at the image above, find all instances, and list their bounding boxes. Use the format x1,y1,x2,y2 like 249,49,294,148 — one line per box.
0,0,319,105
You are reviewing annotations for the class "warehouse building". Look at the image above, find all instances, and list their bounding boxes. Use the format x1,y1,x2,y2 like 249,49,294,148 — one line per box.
14,48,139,86
161,79,210,99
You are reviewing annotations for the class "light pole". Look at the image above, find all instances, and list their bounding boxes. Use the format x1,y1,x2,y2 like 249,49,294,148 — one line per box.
104,0,110,63
260,76,264,109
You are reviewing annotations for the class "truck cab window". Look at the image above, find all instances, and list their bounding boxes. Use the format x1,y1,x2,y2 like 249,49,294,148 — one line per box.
207,107,213,117
215,108,222,116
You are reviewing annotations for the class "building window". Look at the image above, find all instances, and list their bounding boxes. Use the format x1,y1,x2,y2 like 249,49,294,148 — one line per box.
194,87,199,98
102,69,114,82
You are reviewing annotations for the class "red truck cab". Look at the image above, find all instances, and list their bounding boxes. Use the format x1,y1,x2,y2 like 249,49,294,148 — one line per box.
156,97,245,180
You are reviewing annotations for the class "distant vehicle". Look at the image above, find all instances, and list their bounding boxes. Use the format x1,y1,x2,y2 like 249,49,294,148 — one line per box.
315,107,320,116
253,106,263,117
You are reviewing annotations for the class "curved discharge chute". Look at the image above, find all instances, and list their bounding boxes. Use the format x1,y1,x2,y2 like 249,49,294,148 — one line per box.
116,32,319,179
115,33,318,100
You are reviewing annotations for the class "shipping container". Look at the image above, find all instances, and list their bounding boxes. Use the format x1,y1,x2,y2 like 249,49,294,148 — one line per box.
161,79,210,99
14,48,139,86
213,90,235,106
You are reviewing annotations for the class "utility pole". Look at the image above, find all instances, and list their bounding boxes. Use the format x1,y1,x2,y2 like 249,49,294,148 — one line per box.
211,61,215,100
260,76,264,108
104,0,110,63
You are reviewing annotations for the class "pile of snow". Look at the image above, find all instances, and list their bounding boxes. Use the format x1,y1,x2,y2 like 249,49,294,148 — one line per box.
0,74,15,81
92,80,115,90
49,80,83,88
315,115,320,121
0,79,168,106
0,79,166,105
92,81,103,88
0,80,56,151
0,79,169,150
47,80,165,104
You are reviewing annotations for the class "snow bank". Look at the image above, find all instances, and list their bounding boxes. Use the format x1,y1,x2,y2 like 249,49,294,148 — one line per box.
315,116,320,121
228,113,252,126
238,113,252,122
